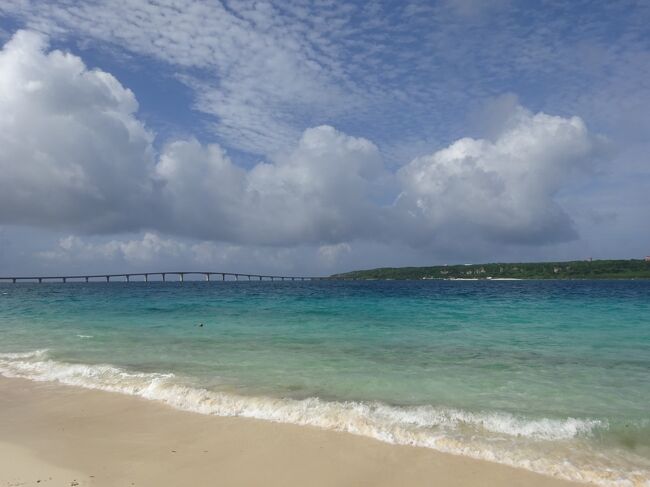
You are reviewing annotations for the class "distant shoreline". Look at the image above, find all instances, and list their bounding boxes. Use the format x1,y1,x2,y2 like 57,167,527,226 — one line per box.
331,259,650,280
346,277,650,281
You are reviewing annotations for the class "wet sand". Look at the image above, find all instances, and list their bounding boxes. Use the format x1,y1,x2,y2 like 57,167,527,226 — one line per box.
0,376,582,487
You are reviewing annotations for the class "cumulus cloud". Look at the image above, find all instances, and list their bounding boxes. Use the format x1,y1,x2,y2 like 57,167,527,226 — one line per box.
1,0,362,156
0,30,155,233
396,106,600,244
318,243,352,265
37,233,184,264
34,231,344,275
0,30,604,258
154,125,387,244
0,30,386,245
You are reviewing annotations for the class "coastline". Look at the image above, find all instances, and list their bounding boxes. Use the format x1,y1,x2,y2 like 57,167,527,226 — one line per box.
0,376,582,487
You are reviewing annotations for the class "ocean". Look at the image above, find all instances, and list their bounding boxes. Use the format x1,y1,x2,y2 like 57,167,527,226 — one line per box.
0,280,648,485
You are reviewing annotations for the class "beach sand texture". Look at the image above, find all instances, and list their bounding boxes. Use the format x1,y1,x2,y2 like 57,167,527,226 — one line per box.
0,376,581,487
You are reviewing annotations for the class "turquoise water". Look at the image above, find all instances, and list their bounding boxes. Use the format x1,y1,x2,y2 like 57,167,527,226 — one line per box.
0,280,649,485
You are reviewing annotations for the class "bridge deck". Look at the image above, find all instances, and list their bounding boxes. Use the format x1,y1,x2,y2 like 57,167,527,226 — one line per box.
0,272,332,282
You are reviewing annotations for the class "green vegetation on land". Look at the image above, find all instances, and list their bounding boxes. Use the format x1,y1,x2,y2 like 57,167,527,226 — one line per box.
331,259,650,280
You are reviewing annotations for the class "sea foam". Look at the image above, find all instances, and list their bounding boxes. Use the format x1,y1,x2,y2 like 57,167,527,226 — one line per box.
0,350,647,487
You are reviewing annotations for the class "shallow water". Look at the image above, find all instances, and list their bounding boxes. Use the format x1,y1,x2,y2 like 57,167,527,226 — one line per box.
0,280,648,485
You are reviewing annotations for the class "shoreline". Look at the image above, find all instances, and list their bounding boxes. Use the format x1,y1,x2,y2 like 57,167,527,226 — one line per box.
0,376,582,487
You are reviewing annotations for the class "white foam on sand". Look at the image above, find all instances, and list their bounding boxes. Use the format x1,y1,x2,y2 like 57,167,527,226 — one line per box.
0,350,647,486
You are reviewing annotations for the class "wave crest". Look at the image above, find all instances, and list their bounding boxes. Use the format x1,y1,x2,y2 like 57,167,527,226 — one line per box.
0,349,646,486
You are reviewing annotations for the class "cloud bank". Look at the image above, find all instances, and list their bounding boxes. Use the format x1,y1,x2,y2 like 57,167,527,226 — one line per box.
0,31,603,255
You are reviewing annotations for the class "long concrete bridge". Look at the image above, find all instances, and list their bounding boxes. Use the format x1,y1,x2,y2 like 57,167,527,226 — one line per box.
0,272,333,283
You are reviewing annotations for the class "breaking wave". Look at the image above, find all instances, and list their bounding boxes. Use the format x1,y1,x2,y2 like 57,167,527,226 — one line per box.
0,350,647,486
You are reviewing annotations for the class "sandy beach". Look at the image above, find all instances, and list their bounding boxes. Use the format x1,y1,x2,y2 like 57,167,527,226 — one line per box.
0,376,582,487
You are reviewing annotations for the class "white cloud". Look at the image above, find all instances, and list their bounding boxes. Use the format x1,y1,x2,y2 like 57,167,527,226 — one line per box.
38,233,184,264
38,235,119,261
2,0,648,168
119,232,185,263
0,30,155,232
34,231,350,275
440,0,511,17
189,241,242,267
318,242,352,265
396,106,600,244
1,0,363,155
0,30,606,260
0,31,386,245
155,125,386,244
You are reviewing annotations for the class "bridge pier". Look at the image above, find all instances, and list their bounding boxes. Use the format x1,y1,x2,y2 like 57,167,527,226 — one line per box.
162,273,166,282
106,276,110,283
12,278,16,283
62,277,66,283
126,275,130,282
222,274,225,281
205,273,210,282
179,273,184,282
39,278,42,283
85,277,89,283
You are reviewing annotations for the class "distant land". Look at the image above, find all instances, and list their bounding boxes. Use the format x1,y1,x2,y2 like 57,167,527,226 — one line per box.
331,259,650,280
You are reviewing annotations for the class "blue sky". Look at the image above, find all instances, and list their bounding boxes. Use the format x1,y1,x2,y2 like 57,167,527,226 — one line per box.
0,1,648,275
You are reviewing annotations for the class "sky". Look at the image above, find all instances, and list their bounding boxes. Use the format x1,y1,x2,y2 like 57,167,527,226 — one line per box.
0,0,649,276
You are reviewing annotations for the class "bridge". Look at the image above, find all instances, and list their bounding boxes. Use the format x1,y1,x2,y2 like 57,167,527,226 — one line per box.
0,272,332,283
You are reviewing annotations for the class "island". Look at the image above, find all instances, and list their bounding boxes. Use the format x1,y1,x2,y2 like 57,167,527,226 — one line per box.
331,259,650,280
